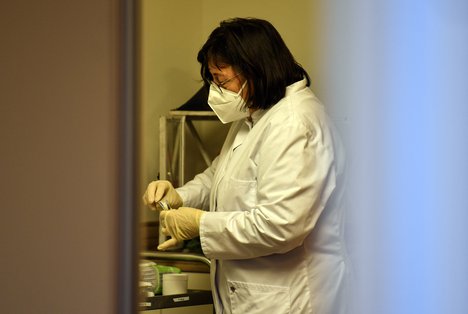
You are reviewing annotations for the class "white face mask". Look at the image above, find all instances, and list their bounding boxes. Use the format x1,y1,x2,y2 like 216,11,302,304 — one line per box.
208,81,248,124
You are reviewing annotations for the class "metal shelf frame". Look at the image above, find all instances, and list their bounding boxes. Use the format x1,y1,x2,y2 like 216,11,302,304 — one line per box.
159,110,218,187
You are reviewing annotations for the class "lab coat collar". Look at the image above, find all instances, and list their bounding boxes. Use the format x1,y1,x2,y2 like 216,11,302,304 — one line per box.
285,77,308,97
246,109,266,128
245,78,307,128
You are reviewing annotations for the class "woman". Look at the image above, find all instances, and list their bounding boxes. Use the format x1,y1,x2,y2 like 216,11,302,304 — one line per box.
143,17,349,314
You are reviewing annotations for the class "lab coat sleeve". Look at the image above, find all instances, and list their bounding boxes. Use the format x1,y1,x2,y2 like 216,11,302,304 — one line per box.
175,156,219,211
200,113,337,259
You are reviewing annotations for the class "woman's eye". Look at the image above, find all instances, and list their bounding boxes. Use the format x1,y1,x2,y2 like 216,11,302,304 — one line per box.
212,75,220,83
216,77,226,85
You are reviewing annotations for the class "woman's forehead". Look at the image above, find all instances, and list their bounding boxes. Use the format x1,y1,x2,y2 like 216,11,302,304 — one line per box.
208,60,230,70
208,64,235,77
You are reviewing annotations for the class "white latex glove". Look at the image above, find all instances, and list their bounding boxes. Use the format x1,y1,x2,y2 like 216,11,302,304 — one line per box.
158,207,205,251
142,180,183,210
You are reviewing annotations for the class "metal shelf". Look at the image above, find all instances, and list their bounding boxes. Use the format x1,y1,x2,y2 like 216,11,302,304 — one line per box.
141,251,211,267
140,289,213,311
139,251,213,311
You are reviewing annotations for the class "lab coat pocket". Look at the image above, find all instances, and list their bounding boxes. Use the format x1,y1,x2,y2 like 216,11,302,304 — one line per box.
228,280,290,314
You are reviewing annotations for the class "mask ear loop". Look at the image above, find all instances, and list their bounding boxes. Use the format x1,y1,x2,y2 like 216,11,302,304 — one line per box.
235,81,249,112
237,80,247,95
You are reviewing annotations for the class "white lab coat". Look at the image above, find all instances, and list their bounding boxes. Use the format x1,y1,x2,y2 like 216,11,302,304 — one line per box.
177,78,350,314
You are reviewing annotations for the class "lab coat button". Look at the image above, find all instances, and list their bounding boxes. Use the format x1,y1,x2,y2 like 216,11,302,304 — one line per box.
230,286,236,293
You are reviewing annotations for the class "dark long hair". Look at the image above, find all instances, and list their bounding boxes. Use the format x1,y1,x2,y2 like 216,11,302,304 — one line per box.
197,17,310,110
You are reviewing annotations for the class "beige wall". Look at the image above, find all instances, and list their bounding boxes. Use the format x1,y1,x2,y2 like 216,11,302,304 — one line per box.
137,3,328,313
200,0,326,95
0,1,127,313
140,0,206,221
138,0,325,220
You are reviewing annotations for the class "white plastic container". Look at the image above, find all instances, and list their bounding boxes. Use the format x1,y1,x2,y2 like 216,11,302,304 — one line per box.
162,273,188,295
139,260,160,293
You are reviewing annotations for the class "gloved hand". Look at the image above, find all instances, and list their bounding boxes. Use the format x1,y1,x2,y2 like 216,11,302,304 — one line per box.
142,180,183,210
158,207,205,251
